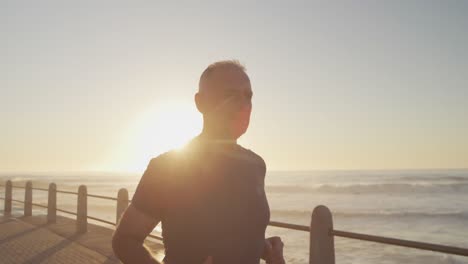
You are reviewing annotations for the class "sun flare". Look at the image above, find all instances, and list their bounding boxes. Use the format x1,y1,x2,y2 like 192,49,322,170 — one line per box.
115,101,202,172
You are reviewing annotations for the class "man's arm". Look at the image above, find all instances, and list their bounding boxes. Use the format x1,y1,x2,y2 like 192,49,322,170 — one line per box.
112,204,162,264
112,157,167,263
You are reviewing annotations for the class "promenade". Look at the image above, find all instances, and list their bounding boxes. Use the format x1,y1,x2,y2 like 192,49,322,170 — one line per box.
0,214,165,264
1,180,467,264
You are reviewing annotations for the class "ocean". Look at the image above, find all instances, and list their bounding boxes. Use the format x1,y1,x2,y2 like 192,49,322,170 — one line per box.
1,169,467,264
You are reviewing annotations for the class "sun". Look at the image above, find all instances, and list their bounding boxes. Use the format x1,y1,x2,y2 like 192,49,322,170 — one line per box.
115,101,202,172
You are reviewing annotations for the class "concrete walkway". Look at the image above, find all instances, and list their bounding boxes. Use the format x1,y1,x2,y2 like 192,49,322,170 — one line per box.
0,214,165,264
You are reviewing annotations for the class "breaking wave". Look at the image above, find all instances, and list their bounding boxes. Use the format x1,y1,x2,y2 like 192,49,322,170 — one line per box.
271,209,468,219
266,182,468,194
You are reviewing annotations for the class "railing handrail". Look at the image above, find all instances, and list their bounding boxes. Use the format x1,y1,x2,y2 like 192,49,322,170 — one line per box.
0,183,122,202
2,180,468,262
56,189,78,195
331,229,468,257
269,220,309,232
87,193,118,201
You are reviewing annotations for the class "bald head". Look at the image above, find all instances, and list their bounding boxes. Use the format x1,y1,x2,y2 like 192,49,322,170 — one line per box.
198,60,251,94
195,60,253,139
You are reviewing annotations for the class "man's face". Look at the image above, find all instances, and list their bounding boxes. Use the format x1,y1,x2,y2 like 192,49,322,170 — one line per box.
198,68,253,139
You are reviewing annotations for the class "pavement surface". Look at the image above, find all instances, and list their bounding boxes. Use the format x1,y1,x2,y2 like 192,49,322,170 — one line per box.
0,214,165,264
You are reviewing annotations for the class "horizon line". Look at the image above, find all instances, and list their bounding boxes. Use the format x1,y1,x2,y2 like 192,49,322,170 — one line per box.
1,167,468,175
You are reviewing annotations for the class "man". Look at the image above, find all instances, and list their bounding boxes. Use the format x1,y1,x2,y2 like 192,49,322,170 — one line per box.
112,60,285,264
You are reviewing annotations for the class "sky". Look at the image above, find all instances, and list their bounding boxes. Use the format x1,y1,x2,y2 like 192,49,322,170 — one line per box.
1,1,467,173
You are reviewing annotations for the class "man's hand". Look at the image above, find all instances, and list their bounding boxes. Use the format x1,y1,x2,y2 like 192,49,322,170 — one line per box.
262,236,285,264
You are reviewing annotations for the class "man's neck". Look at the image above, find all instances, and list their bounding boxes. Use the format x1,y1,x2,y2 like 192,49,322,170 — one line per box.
198,127,237,145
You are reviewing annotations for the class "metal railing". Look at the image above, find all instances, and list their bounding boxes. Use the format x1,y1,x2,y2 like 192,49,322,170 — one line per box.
1,180,467,263
0,180,163,241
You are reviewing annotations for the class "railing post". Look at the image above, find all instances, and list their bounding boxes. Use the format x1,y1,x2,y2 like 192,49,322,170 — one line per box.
47,183,56,223
77,185,87,233
310,205,335,264
4,180,12,215
24,181,32,216
116,188,129,224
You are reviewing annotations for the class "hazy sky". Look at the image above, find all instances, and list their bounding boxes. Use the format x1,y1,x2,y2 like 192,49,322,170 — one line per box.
1,1,467,173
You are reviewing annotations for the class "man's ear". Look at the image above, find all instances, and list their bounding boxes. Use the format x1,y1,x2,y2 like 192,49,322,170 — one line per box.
195,92,205,114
